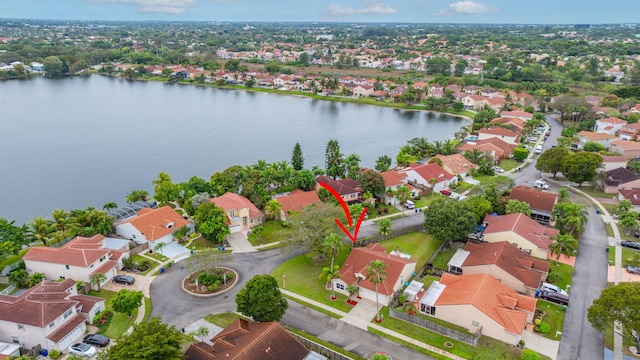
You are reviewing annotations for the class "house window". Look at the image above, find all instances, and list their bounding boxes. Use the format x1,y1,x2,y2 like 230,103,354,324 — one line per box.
63,308,73,319
350,194,356,198
47,321,56,329
11,336,18,344
230,210,236,217
336,283,345,290
100,256,106,262
65,265,70,270
420,304,436,316
449,266,462,275
17,324,24,330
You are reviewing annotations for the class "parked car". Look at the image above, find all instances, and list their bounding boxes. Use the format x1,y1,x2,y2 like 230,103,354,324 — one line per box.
69,343,97,358
541,291,569,306
83,334,110,347
534,180,550,190
404,200,415,209
627,266,640,275
112,275,135,285
439,189,452,197
540,282,568,295
621,241,640,250
492,166,504,174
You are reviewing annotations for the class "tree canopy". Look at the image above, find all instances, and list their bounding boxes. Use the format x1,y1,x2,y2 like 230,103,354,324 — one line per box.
360,169,386,196
424,198,477,243
536,147,569,178
588,282,640,348
235,274,288,322
98,317,183,360
194,202,230,243
111,289,144,317
561,151,603,186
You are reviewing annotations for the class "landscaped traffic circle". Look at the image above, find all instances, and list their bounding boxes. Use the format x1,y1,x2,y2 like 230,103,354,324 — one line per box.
181,267,238,298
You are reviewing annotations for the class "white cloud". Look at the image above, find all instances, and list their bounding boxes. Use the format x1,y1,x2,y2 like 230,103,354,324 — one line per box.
326,1,397,16
432,1,498,16
89,0,196,14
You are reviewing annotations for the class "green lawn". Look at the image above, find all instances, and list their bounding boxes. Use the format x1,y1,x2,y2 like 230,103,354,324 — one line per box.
190,236,218,250
575,186,618,199
90,289,139,340
145,251,169,262
536,302,566,340
204,312,241,328
368,203,400,219
608,245,639,267
0,248,29,272
143,297,152,322
252,220,288,245
374,307,523,360
379,232,443,269
413,193,441,208
499,158,520,171
430,248,457,270
452,181,473,193
130,254,160,275
548,262,574,293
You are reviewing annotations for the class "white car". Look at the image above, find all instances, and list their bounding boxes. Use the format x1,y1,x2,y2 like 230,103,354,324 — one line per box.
492,166,505,174
540,282,568,296
69,343,97,358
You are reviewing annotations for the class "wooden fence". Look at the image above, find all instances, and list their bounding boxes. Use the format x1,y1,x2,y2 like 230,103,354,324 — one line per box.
389,307,482,346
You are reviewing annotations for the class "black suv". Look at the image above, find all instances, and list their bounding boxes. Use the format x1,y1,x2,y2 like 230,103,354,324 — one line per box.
621,241,640,250
541,291,569,306
112,275,135,285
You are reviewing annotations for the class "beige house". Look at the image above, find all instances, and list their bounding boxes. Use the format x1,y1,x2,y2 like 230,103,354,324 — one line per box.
482,213,558,259
448,241,549,296
333,244,416,306
23,235,130,284
477,127,520,145
0,279,105,351
418,273,537,345
610,140,640,159
353,84,375,97
433,153,478,177
573,131,617,150
210,192,264,233
462,95,488,110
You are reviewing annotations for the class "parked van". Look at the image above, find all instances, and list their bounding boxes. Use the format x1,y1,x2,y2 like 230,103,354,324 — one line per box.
535,145,543,154
534,180,550,190
404,200,415,209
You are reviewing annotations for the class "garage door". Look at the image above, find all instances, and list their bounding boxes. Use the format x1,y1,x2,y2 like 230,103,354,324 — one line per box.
56,322,85,351
229,225,241,233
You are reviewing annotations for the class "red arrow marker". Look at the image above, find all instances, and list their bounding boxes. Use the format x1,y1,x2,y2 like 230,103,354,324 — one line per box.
319,182,368,243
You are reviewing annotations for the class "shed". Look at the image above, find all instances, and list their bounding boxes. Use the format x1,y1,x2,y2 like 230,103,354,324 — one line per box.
403,280,424,302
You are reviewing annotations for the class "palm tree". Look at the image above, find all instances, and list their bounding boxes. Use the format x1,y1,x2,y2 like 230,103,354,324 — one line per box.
553,202,588,235
366,259,388,322
319,265,342,300
103,202,118,211
345,153,361,180
429,140,445,156
89,273,107,291
395,186,411,215
190,326,210,342
126,189,149,203
377,218,392,240
51,209,78,240
442,139,457,155
464,149,486,165
264,199,283,231
155,241,167,256
323,232,344,271
549,234,578,265
408,137,431,157
557,188,570,203
28,217,54,245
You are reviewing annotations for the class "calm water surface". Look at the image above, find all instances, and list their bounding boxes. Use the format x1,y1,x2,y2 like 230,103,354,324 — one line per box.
0,76,467,224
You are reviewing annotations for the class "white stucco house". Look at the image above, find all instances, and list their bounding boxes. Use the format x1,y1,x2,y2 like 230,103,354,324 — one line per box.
0,279,105,351
332,244,416,306
115,205,193,250
23,235,130,284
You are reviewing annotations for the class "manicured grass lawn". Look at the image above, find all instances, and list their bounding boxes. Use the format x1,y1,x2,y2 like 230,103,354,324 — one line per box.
609,245,640,267
374,307,523,360
90,289,139,340
452,181,473,193
414,193,441,208
0,248,29,272
548,262,573,293
143,297,152,322
576,186,618,199
205,312,241,328
379,232,443,269
145,251,168,262
130,254,160,275
367,203,400,219
536,301,566,340
271,248,354,313
430,248,457,270
189,236,218,250
252,220,288,245
499,158,520,171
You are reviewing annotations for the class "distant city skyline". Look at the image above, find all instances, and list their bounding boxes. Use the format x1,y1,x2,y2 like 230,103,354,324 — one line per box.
1,1,638,25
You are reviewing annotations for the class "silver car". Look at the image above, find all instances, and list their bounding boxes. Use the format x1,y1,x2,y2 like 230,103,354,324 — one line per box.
69,343,97,358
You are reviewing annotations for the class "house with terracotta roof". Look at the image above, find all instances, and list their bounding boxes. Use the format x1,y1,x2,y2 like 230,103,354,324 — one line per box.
315,176,363,204
458,137,516,162
595,117,627,135
618,188,640,206
600,155,628,172
500,110,533,121
185,318,322,360
508,186,558,224
23,234,129,284
619,123,640,141
417,273,536,344
273,190,321,221
610,140,640,160
482,98,507,112
573,131,617,150
353,84,375,98
448,241,549,296
461,95,488,110
402,163,456,193
0,279,104,351
210,193,264,233
333,244,416,306
599,167,640,194
477,127,520,145
482,213,559,259
433,154,477,177
379,170,419,205
115,205,192,250
463,85,481,94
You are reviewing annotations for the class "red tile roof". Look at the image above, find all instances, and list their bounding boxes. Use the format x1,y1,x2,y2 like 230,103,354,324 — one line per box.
24,235,113,267
404,163,454,183
380,170,406,187
433,154,478,175
483,213,558,251
462,241,549,289
69,294,104,313
121,205,190,241
315,176,363,196
435,273,536,335
577,131,616,141
478,127,519,138
274,190,321,214
0,279,77,328
509,186,558,213
185,319,310,360
619,188,640,205
47,314,85,342
500,110,533,119
339,244,415,296
210,192,264,219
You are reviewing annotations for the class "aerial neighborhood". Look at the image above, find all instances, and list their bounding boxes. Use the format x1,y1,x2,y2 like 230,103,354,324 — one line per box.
2,18,640,360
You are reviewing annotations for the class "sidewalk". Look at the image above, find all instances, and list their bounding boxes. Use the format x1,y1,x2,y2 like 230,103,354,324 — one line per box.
280,289,466,360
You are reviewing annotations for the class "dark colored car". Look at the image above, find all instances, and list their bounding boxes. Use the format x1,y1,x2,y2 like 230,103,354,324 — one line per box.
621,241,640,250
83,334,110,347
541,291,569,306
112,275,135,285
627,266,640,275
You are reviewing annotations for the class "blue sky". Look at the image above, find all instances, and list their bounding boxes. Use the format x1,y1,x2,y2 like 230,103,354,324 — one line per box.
0,0,637,24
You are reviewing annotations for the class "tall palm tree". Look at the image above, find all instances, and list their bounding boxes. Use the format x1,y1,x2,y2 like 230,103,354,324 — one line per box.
155,241,167,256
429,140,445,156
464,149,486,165
102,202,118,211
319,265,342,300
395,186,411,215
553,202,589,235
126,190,149,203
51,209,78,240
345,153,361,180
442,139,457,155
366,259,388,322
89,273,107,291
408,137,430,157
377,218,392,240
264,199,283,231
28,217,54,245
190,326,210,342
323,232,344,271
549,234,578,265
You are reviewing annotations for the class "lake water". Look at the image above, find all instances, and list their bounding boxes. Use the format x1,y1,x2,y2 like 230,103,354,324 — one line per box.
0,75,467,224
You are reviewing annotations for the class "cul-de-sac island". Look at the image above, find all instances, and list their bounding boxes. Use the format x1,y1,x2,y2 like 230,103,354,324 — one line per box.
2,12,640,360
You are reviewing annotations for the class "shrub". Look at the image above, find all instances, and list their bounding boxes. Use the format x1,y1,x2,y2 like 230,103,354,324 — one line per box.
534,318,541,326
539,321,551,334
93,309,113,327
48,349,62,360
520,349,540,360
